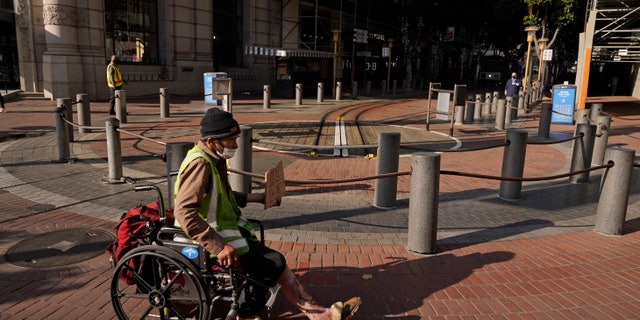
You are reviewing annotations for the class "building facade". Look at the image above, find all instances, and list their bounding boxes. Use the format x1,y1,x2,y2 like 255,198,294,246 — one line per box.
2,0,406,101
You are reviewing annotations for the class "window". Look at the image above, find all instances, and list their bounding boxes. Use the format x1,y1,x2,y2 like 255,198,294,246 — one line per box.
105,0,159,64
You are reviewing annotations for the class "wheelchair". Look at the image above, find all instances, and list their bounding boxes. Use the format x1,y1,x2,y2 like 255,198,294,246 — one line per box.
110,185,280,320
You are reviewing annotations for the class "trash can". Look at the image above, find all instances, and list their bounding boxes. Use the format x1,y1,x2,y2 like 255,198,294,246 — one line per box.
550,84,576,124
204,72,228,105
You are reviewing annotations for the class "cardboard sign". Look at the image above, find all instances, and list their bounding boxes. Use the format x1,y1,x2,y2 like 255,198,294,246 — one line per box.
264,161,285,209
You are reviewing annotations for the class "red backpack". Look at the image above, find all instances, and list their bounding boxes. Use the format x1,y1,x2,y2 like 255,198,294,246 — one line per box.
105,201,172,284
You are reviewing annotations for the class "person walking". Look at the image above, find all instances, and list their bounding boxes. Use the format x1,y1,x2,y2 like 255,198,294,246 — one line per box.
173,107,361,320
106,55,124,115
504,72,521,98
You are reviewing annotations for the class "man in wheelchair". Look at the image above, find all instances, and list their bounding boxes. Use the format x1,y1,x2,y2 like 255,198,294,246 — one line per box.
173,108,361,320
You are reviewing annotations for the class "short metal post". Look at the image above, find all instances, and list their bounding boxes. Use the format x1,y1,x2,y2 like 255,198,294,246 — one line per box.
115,89,127,123
495,99,506,130
381,80,387,95
408,152,440,254
474,94,482,120
569,123,596,184
499,129,528,200
491,91,499,113
483,92,491,116
166,142,193,207
504,97,513,126
590,103,602,122
352,81,358,99
317,82,324,103
76,93,91,134
392,80,397,94
335,82,342,101
55,106,70,162
518,91,525,114
57,97,74,142
592,115,611,165
366,80,371,95
296,83,303,105
230,126,253,194
160,87,170,118
465,101,474,123
263,85,271,109
105,118,123,183
595,147,635,235
537,102,552,138
574,108,590,125
454,105,464,125
373,132,401,209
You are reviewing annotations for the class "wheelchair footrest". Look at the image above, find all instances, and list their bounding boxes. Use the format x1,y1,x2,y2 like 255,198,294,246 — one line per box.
265,283,281,309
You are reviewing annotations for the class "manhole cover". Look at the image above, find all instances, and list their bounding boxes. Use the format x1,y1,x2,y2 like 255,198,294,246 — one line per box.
4,228,115,268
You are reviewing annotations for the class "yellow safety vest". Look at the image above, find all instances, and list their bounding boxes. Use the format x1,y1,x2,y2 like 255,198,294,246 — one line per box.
174,145,255,256
106,62,124,88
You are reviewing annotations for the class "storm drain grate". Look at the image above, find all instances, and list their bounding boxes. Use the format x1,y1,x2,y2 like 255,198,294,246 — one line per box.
4,228,115,268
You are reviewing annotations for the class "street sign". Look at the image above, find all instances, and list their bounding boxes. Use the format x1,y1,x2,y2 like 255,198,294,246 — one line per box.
382,47,389,57
543,49,553,61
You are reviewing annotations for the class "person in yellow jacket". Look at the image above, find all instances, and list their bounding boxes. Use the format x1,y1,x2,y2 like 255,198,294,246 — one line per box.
173,108,361,320
106,55,124,115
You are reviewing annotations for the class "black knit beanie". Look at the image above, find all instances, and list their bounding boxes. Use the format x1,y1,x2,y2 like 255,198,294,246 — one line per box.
200,108,241,138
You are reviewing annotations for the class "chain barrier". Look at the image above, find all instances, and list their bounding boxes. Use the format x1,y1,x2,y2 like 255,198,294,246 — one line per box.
228,167,410,185
442,161,613,182
551,109,573,118
58,112,106,131
116,128,167,146
527,132,584,145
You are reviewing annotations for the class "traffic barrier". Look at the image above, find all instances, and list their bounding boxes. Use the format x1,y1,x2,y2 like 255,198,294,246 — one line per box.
76,93,91,133
263,85,271,109
407,152,440,254
296,83,303,106
592,115,611,166
230,126,253,194
499,130,528,200
569,123,596,184
595,147,636,235
160,88,170,118
115,89,127,123
373,132,401,209
317,82,324,103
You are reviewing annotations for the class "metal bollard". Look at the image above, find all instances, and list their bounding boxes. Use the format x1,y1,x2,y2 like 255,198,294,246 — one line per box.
76,93,91,134
55,106,70,162
352,81,358,99
454,105,464,125
592,115,611,165
474,94,482,120
491,91,499,113
392,80,397,95
296,83,303,105
575,109,591,126
465,101,474,123
537,102,552,138
518,91,525,114
263,85,271,109
160,88,170,118
105,118,123,183
495,99,506,130
569,123,596,184
230,126,253,194
336,82,342,101
115,89,127,123
373,132,401,209
589,103,602,122
499,129,528,201
408,152,440,254
57,97,74,142
483,92,491,116
505,97,513,126
166,142,193,207
366,80,371,96
594,147,636,235
381,80,387,95
317,82,324,103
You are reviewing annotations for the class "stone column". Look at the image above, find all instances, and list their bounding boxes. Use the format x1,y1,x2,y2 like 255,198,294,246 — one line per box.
14,0,39,92
42,0,83,99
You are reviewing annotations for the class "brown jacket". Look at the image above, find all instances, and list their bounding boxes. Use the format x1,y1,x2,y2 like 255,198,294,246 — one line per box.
173,141,248,255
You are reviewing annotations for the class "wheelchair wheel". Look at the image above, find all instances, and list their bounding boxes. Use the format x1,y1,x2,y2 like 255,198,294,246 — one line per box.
111,245,210,320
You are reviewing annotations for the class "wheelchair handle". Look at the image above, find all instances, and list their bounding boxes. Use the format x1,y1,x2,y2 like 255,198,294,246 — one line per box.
134,185,166,219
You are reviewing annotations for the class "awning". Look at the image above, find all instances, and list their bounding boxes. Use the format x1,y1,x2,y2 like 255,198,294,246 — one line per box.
244,45,333,58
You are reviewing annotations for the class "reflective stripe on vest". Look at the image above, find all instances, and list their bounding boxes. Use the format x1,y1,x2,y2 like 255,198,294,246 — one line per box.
106,63,124,88
174,146,254,256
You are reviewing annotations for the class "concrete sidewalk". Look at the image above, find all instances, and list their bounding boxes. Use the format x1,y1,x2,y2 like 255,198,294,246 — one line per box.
0,93,639,319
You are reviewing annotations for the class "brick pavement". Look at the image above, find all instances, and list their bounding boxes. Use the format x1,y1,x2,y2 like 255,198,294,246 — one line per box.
0,92,639,319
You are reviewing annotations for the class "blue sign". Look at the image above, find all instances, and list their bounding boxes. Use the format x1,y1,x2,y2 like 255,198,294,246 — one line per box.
551,85,576,124
181,246,199,259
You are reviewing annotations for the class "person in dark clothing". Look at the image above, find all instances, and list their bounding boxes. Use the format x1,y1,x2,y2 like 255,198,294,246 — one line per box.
504,72,521,98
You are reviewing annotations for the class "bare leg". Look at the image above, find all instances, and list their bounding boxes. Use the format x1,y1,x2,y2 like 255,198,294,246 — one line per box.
277,266,340,320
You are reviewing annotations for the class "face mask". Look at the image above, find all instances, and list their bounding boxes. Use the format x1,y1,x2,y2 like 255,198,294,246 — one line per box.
217,148,237,159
